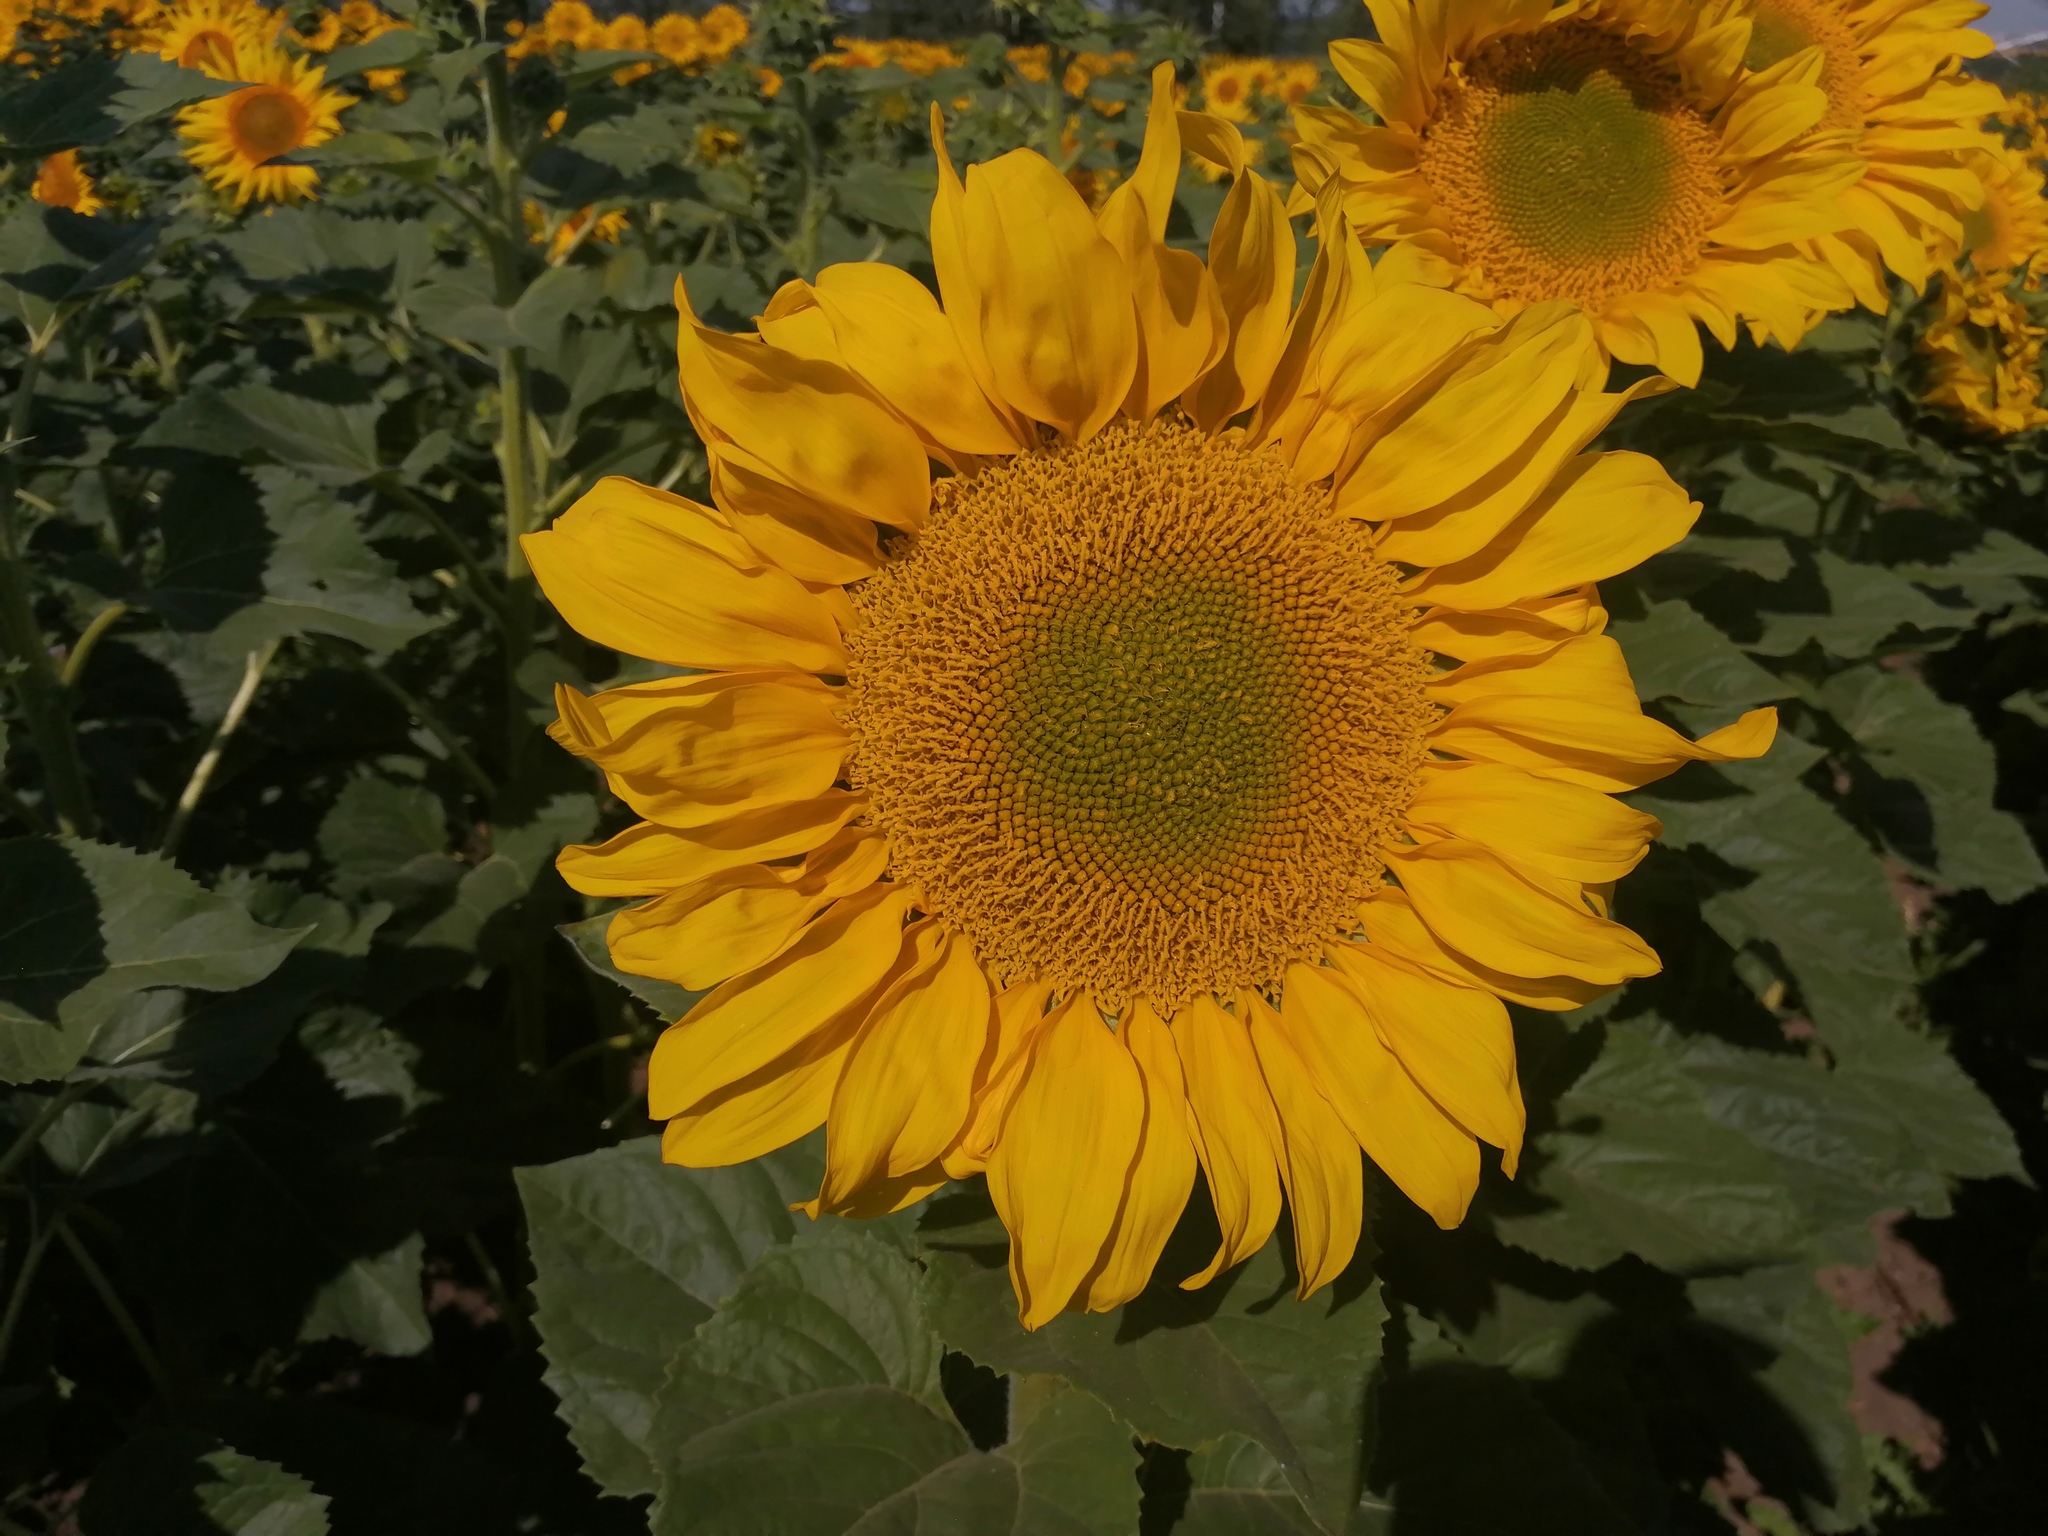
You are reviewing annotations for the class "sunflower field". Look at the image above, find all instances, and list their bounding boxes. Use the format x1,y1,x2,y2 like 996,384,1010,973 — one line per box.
2,0,2048,1531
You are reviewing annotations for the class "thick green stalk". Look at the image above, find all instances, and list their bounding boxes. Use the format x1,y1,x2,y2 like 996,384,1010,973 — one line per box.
0,345,97,837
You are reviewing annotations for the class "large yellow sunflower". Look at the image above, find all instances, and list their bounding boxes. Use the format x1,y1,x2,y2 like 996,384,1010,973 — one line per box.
1740,0,2004,309
524,68,1777,1328
177,43,352,208
1294,0,1866,386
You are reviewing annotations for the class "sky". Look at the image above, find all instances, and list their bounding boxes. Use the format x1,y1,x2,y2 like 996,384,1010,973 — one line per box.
1986,0,2048,45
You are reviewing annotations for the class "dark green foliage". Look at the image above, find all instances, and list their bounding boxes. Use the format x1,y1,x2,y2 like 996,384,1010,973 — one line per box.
0,3,2044,1533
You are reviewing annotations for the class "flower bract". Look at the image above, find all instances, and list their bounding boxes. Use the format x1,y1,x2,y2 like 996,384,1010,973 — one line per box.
525,68,1778,1327
1295,0,1867,385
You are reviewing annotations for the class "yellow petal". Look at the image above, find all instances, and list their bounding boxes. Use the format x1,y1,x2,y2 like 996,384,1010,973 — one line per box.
1081,1001,1199,1312
676,276,930,579
1241,991,1363,1299
1170,993,1284,1287
815,919,990,1208
1281,959,1479,1230
962,149,1137,440
1403,451,1699,612
928,106,1028,438
608,826,890,991
807,263,1026,456
1405,760,1661,884
1355,885,1608,1012
1100,189,1228,422
555,793,867,897
1183,166,1296,430
1324,943,1524,1163
1435,696,1780,792
1408,587,1606,665
952,977,1057,1172
1341,302,1598,522
549,673,846,829
1384,838,1661,987
1374,378,1674,568
986,992,1146,1329
522,478,846,674
662,1015,858,1166
647,882,916,1118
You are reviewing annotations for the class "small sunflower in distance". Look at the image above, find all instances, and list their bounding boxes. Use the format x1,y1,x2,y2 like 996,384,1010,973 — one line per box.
177,43,352,207
149,0,276,78
525,68,1778,1327
1961,138,2048,289
32,150,104,215
1294,0,1866,386
1740,0,2003,310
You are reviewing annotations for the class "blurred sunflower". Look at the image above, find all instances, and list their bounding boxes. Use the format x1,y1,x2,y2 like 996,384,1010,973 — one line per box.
1201,57,1258,123
524,201,628,263
1920,268,2048,432
648,13,700,68
177,44,351,207
1740,0,2003,309
1961,138,2048,288
524,68,1776,1327
149,0,274,76
1296,0,1866,385
32,149,103,214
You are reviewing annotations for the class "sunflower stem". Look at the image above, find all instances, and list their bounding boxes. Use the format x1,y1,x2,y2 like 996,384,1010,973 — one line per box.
159,637,280,859
54,1217,177,1404
0,343,98,838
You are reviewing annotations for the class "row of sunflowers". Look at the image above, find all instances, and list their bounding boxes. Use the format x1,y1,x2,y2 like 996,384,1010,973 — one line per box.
2,2,2048,1532
13,0,2048,435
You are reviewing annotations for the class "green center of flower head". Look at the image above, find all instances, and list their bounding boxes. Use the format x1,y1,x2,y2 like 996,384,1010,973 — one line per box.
1421,23,1723,308
844,419,1435,1011
1003,570,1300,885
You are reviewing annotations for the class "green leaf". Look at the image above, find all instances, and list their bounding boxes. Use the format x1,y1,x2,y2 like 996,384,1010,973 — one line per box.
516,1135,825,1497
1610,601,1787,707
1360,1360,1638,1536
1492,1019,1807,1272
76,1428,330,1535
138,387,385,485
923,1224,1384,1533
1173,1436,1323,1535
1819,666,2047,902
1638,754,1916,1058
647,1227,1141,1536
297,1231,432,1357
1664,1025,2019,1252
0,54,236,154
0,838,308,1084
1753,552,1962,658
221,208,436,313
830,165,940,232
322,29,430,78
1688,1266,1866,1531
202,470,437,656
318,778,448,897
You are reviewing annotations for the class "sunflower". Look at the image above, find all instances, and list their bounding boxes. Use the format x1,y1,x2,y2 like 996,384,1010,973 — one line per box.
1295,0,1866,386
148,0,275,77
32,149,104,215
177,43,352,208
1919,269,2048,433
648,13,701,68
1961,139,2048,288
1740,0,2004,310
1202,58,1259,123
524,68,1777,1327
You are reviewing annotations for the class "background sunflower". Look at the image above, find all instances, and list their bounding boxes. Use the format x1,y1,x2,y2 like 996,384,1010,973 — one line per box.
1296,0,1867,384
175,41,352,206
